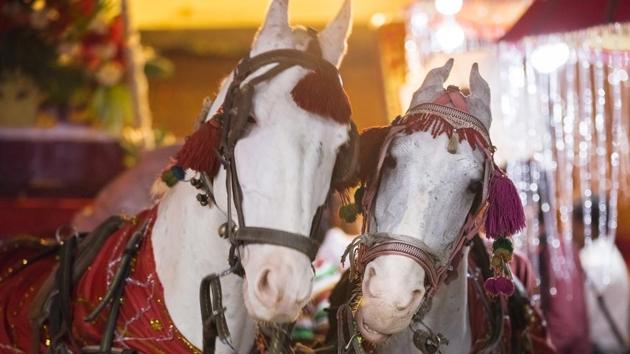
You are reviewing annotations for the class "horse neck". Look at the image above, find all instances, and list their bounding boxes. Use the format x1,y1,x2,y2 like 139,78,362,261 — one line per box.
421,247,471,352
380,248,472,354
150,170,255,350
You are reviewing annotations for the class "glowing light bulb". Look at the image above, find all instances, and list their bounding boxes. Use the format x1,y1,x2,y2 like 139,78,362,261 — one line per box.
435,19,465,52
410,11,429,36
531,43,570,74
435,0,463,16
370,13,386,28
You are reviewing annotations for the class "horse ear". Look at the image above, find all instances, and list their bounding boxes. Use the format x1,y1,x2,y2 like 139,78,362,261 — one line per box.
409,58,454,108
252,0,292,55
319,0,352,68
420,58,454,90
468,63,492,129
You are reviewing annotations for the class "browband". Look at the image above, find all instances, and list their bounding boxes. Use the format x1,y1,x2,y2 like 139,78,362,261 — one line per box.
404,102,491,147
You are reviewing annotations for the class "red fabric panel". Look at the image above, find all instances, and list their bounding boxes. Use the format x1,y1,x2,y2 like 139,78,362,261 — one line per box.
0,207,202,353
0,198,91,238
502,0,630,42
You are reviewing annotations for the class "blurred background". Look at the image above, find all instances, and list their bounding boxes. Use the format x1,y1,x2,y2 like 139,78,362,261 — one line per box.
1,1,630,351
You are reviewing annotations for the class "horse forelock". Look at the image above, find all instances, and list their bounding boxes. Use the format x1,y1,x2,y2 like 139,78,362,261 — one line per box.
357,126,391,184
291,70,352,125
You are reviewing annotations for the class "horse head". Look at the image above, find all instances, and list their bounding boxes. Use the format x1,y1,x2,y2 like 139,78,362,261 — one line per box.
207,0,355,323
353,59,492,343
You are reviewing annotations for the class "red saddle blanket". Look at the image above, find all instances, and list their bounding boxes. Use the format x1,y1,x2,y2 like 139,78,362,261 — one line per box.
0,207,202,353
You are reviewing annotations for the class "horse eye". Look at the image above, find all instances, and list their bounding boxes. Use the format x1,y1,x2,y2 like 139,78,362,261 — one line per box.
247,115,256,124
384,154,397,169
468,180,482,193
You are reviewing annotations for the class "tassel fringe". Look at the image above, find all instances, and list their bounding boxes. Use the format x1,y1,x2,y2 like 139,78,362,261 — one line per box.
484,170,525,239
403,112,488,151
175,119,222,175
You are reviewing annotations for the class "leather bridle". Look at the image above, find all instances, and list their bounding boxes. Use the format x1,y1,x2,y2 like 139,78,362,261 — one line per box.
339,89,498,354
220,48,344,269
198,44,355,353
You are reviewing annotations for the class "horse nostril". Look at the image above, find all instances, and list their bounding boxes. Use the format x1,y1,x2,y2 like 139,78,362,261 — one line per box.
362,265,378,298
395,289,424,312
255,268,283,306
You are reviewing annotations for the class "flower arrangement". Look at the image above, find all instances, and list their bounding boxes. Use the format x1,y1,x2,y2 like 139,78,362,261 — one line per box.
0,0,149,134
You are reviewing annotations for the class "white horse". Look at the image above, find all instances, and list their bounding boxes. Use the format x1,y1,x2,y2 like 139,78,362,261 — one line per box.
340,60,554,354
152,0,353,352
352,60,491,354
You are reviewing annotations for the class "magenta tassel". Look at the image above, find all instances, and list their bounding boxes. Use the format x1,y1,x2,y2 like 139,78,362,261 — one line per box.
484,171,526,239
495,276,515,296
484,276,515,296
484,277,499,295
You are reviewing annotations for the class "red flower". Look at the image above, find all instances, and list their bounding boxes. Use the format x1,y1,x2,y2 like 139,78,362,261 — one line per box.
108,15,124,44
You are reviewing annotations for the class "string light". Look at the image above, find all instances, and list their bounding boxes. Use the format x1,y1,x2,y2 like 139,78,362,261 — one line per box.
578,50,594,245
593,52,608,240
434,0,463,16
531,42,570,73
607,54,623,244
434,18,465,52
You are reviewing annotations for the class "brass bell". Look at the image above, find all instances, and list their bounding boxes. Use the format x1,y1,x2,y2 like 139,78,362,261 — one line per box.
447,129,459,154
196,193,209,206
191,178,203,189
218,223,238,239
218,223,228,238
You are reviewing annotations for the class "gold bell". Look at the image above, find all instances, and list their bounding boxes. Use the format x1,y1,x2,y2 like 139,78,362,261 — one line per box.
218,222,238,239
447,129,459,154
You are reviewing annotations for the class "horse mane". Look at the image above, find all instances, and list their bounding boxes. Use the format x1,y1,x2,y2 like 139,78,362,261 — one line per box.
357,126,391,185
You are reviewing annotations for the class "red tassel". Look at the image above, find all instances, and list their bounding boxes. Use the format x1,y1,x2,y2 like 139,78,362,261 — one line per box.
484,276,515,297
175,119,221,176
484,170,525,239
291,71,352,124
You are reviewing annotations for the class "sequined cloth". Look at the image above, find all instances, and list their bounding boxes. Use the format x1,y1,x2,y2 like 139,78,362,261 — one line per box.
0,207,202,353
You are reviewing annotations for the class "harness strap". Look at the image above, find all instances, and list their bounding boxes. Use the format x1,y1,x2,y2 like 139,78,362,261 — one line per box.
29,216,125,354
360,125,407,233
336,304,366,354
48,235,78,352
200,273,235,354
83,220,149,354
234,227,320,261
